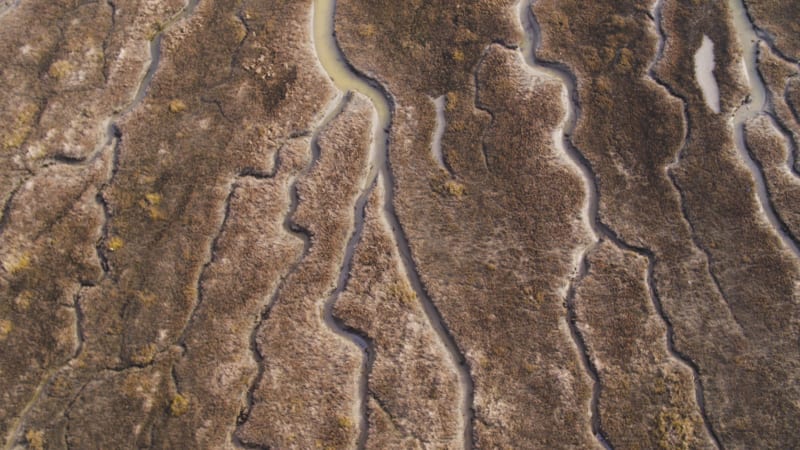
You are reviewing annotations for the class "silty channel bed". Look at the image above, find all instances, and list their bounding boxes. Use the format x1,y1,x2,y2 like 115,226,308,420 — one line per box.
311,0,475,447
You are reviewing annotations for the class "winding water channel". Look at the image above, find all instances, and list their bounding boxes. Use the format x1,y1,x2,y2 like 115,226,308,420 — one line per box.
517,0,615,447
311,0,474,447
2,2,203,449
729,0,800,258
6,0,795,447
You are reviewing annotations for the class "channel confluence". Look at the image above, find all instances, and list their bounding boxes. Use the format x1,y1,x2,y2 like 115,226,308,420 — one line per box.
1,2,204,447
517,0,609,447
729,0,800,259
312,0,475,447
312,0,388,186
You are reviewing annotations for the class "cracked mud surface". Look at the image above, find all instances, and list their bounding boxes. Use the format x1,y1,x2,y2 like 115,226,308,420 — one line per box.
1,0,799,449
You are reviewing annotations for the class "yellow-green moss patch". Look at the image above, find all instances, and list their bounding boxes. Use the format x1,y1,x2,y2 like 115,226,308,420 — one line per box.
48,60,73,80
0,319,12,341
170,394,189,417
168,99,187,113
3,252,31,274
131,343,158,365
25,429,45,450
107,236,125,252
656,409,694,450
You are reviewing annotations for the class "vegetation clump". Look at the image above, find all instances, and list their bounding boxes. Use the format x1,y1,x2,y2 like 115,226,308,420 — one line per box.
430,173,466,199
25,429,44,450
3,252,31,274
168,99,187,113
147,22,165,41
2,103,38,150
136,291,157,306
48,60,72,80
14,291,32,312
0,319,12,341
141,192,166,220
445,91,458,112
357,23,376,38
656,409,694,450
170,394,189,417
387,281,417,306
336,416,353,430
107,236,124,252
131,343,157,365
443,180,466,198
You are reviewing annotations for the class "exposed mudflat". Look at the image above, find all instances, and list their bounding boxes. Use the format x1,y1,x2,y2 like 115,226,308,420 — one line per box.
1,0,799,449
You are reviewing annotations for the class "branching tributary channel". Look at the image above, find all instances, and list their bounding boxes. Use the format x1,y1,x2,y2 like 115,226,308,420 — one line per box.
1,2,201,449
649,0,726,447
520,0,724,447
311,0,475,448
728,0,800,258
516,1,611,447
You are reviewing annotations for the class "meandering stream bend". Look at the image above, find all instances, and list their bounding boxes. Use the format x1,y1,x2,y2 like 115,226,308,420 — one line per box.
517,0,615,447
311,0,475,447
1,2,204,449
729,0,800,260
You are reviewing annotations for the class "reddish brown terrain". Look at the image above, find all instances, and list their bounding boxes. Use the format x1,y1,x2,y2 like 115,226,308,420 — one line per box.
0,0,798,448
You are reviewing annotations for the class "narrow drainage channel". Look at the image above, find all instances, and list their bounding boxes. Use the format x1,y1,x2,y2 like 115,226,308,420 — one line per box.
737,2,800,176
522,0,724,447
117,0,203,120
312,0,388,185
519,0,727,446
2,368,60,450
728,0,800,258
321,173,374,449
96,0,202,264
517,1,610,447
647,2,729,448
312,0,475,448
89,0,202,164
237,94,351,443
2,3,204,449
126,0,202,115
237,154,314,442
